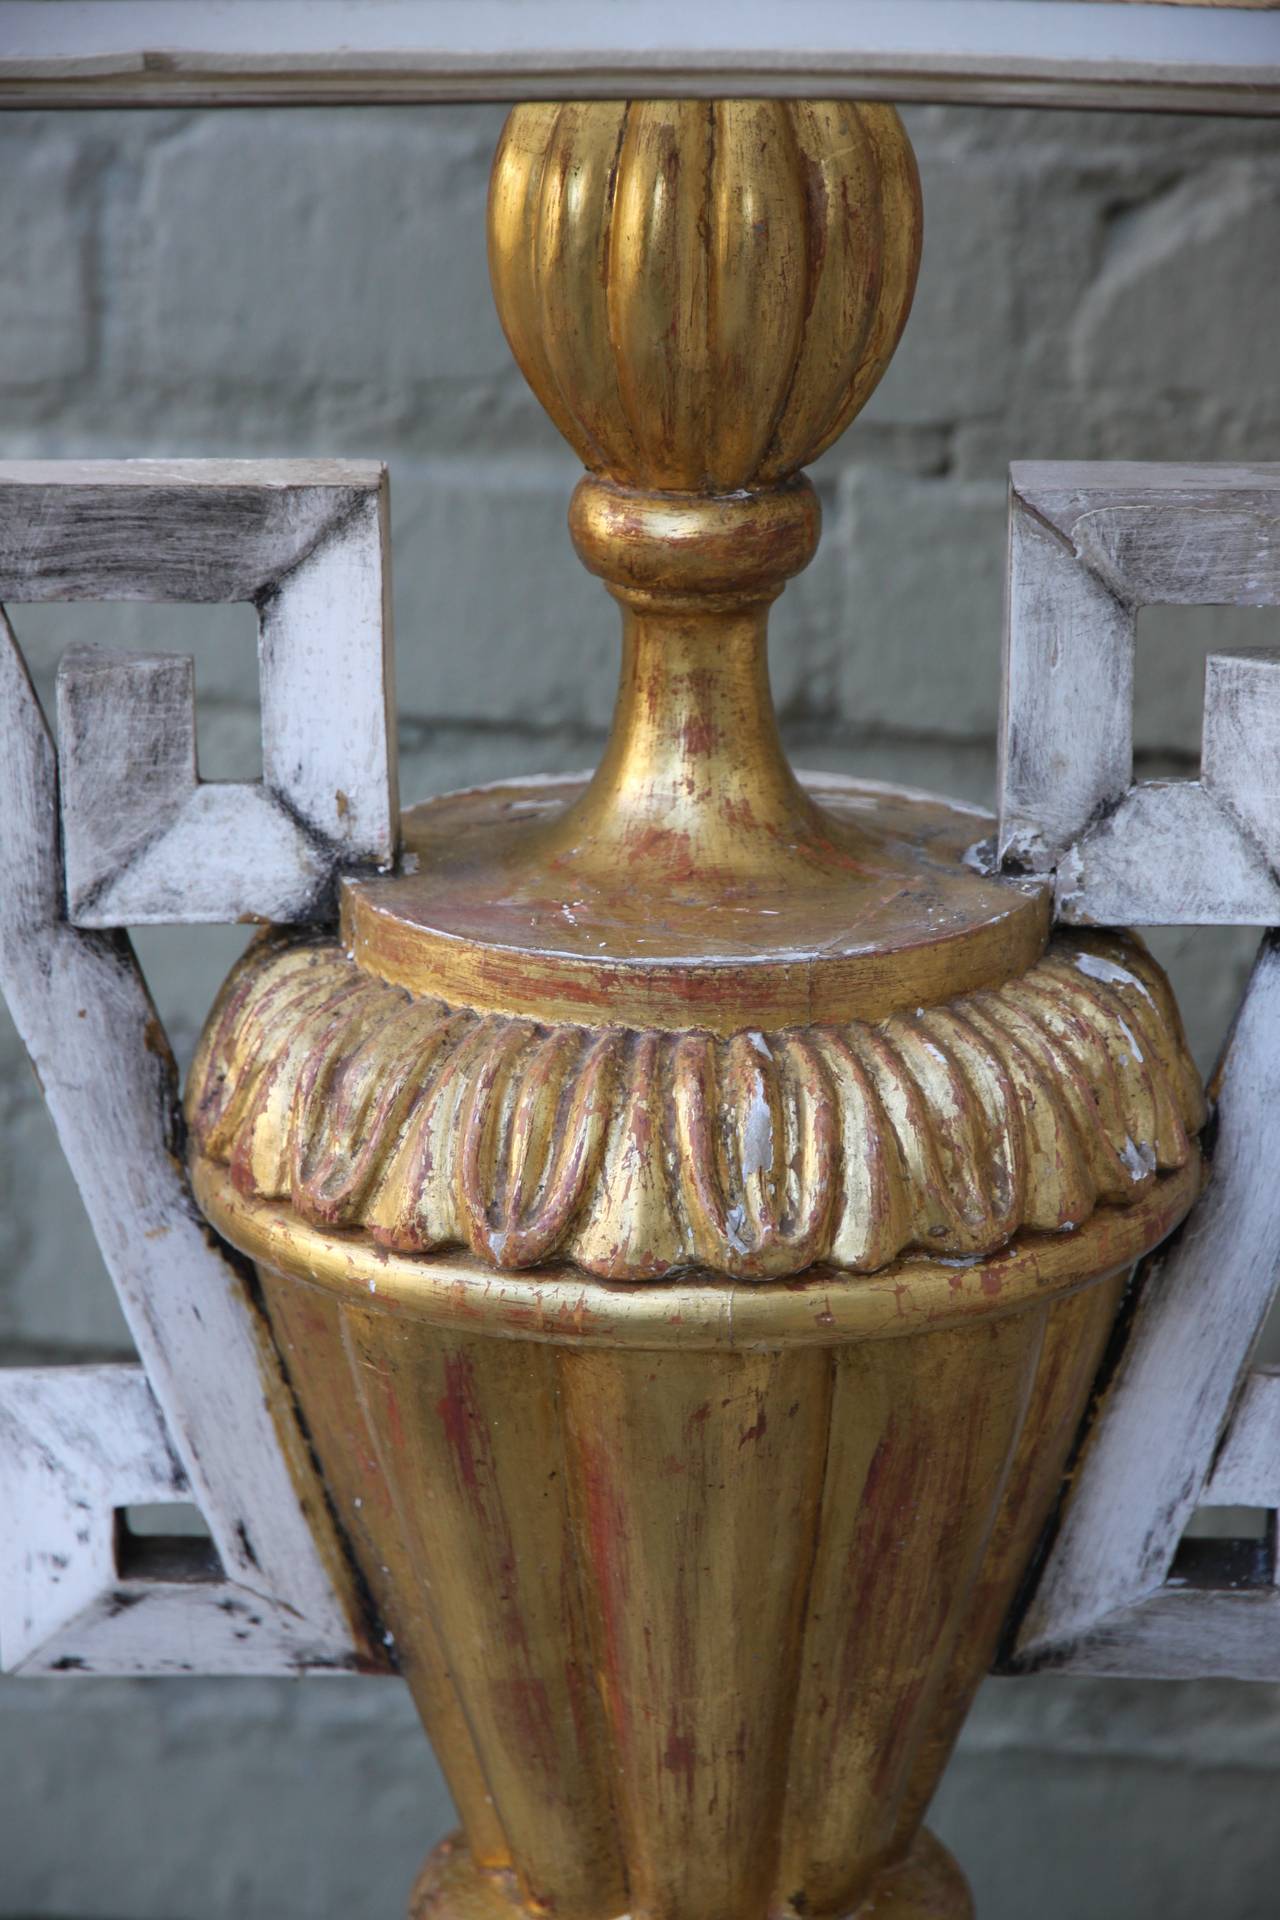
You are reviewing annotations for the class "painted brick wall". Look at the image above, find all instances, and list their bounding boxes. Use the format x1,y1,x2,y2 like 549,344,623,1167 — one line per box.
1,99,1279,1919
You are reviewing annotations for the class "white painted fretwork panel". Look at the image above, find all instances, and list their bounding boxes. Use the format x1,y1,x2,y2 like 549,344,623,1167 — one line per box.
0,460,398,1676
1001,462,1280,1678
6,456,1280,1683
0,460,399,924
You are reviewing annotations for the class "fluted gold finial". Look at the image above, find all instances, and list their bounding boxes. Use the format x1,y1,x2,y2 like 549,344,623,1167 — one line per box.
337,99,1047,1034
488,101,921,493
481,101,923,893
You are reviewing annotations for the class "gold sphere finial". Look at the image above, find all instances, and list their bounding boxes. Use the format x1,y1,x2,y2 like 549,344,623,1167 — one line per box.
488,100,922,494
477,100,925,892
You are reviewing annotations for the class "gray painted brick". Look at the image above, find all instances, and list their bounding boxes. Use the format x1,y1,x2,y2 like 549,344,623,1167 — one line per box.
0,1675,448,1919
0,1085,131,1358
835,472,1007,738
0,127,92,393
110,109,515,413
391,455,613,729
864,161,1018,427
1073,163,1280,417
3,1672,1280,1920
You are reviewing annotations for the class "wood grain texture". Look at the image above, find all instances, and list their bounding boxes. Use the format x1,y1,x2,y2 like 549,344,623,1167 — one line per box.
998,476,1135,875
0,460,384,602
1029,1587,1280,1683
0,1366,352,1676
1,460,397,926
1055,781,1280,926
0,460,395,1666
1014,934,1280,1665
999,463,1280,925
0,1,1275,114
1203,1367,1280,1509
0,1364,181,1670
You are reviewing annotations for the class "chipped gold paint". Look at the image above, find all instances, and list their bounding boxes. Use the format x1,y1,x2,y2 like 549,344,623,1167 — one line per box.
187,100,1205,1919
338,101,1014,1037
188,927,1202,1285
194,1156,1199,1920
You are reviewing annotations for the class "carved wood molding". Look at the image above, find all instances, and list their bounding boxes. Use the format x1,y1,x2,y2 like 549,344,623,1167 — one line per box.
999,463,1280,927
187,926,1203,1284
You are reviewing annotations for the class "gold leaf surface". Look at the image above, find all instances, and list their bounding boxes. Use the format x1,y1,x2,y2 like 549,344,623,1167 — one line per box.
187,930,1204,1285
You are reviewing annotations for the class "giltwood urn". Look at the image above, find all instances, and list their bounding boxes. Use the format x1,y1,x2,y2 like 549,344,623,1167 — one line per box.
186,101,1203,1919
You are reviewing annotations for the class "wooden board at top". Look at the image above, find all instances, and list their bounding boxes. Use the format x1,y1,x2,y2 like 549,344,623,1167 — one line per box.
0,1,1277,116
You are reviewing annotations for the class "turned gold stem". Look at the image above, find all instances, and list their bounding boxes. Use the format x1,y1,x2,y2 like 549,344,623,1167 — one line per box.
541,602,832,886
549,467,881,889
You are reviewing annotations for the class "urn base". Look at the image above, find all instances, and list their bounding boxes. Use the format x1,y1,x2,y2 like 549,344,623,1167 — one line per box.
410,1829,973,1920
191,1154,1200,1920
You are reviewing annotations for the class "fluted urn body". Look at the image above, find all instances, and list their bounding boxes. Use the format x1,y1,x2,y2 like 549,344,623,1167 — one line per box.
188,100,1204,1919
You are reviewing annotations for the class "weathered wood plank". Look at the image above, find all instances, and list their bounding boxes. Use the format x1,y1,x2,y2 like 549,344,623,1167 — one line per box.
7,461,399,925
999,465,1280,923
0,612,364,1672
0,1,1275,114
1201,647,1280,867
259,479,399,869
998,477,1134,873
1015,933,1280,1664
1203,1368,1280,1510
1029,1586,1280,1682
0,1363,351,1676
56,648,327,925
0,1365,181,1669
1055,780,1280,926
17,1581,364,1680
1009,464,1280,607
0,461,383,603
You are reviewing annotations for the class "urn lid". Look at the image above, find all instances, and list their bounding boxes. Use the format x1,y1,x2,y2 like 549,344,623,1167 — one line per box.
340,99,1050,1035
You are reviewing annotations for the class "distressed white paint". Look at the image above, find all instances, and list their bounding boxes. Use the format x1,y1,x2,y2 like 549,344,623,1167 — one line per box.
999,465,1280,924
4,440,1279,1688
0,1365,182,1671
56,649,328,925
998,476,1135,874
0,1,1274,114
0,460,400,1675
259,481,396,874
1055,781,1280,927
1203,1368,1280,1511
1202,648,1280,867
1058,646,1280,926
0,460,397,926
1003,463,1280,1676
1015,935,1280,1664
0,1366,346,1676
1036,1587,1280,1684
